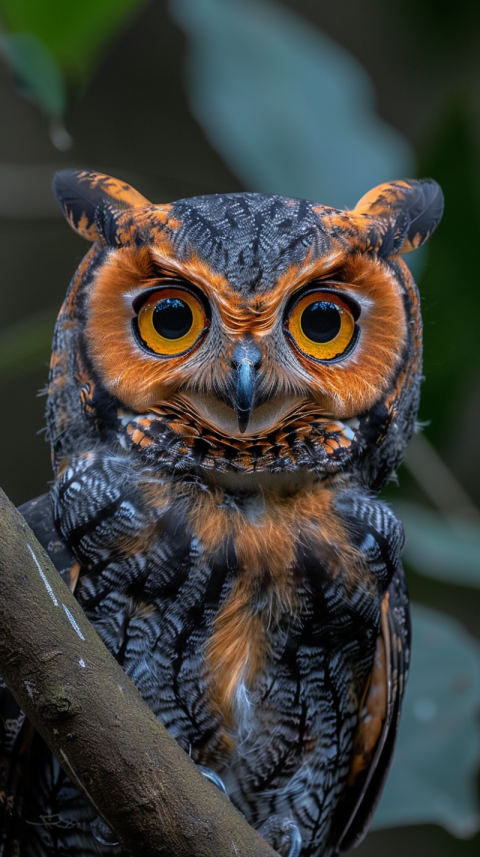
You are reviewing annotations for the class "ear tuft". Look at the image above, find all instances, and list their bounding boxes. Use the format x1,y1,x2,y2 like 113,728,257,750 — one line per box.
398,179,444,253
353,178,444,257
52,169,150,242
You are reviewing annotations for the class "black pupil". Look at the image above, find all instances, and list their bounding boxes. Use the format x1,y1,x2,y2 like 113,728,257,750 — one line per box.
152,298,193,339
301,301,341,343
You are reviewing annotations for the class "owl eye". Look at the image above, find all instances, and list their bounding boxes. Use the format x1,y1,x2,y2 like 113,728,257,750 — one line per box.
286,290,357,361
135,288,208,356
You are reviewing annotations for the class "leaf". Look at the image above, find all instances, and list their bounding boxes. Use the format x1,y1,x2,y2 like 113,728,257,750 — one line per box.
0,0,148,82
0,308,57,379
373,604,480,836
416,102,480,446
169,0,414,208
0,32,66,117
394,501,480,586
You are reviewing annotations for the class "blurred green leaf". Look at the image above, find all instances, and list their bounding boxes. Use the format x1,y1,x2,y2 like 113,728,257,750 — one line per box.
170,0,414,208
373,604,480,836
402,0,480,46
0,308,56,379
417,102,480,445
0,0,147,81
395,501,480,586
0,32,66,116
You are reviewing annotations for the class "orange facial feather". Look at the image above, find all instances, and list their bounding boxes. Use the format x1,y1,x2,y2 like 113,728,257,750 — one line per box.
85,236,409,422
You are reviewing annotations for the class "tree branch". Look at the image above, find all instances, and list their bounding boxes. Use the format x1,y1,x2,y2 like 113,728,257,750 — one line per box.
0,487,277,857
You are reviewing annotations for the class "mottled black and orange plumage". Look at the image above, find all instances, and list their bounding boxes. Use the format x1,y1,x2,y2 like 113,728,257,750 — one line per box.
0,170,443,856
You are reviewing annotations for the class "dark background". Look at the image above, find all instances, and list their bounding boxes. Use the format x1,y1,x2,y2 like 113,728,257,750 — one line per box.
1,2,480,855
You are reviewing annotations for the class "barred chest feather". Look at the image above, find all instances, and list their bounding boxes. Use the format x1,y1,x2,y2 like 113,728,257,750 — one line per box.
50,447,400,839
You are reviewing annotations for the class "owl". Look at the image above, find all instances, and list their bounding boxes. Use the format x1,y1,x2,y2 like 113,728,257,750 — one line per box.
0,169,443,857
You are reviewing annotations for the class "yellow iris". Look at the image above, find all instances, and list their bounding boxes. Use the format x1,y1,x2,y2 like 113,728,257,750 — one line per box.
136,288,208,356
287,291,356,361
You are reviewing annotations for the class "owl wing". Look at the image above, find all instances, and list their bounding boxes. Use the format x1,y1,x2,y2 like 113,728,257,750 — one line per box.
0,494,74,855
333,566,411,852
17,493,75,582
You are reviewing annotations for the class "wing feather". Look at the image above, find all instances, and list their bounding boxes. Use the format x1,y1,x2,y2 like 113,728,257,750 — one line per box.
333,566,411,852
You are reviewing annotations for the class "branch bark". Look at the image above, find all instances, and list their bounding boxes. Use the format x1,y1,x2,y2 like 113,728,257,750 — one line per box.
0,487,277,857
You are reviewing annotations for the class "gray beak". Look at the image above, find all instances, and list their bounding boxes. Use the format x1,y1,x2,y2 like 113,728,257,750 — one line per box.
231,340,262,434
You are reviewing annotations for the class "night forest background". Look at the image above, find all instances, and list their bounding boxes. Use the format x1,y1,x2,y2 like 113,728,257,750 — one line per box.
1,1,480,855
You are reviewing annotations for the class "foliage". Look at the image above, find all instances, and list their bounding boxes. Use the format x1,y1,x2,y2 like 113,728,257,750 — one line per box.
0,0,146,82
373,605,480,836
0,32,66,117
396,502,480,587
415,103,480,447
0,0,147,142
169,0,413,208
0,307,56,379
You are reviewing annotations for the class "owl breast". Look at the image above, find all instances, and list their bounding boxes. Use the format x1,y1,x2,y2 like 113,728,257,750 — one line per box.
51,443,397,853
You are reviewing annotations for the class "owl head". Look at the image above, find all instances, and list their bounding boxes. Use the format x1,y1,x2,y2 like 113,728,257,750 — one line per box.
48,169,443,490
